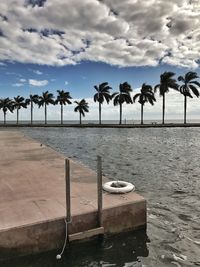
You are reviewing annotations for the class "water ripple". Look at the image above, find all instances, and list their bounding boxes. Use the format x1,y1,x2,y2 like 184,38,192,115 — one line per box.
20,127,200,267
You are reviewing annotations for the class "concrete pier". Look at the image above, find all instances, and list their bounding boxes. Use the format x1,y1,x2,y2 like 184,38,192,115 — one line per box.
0,131,146,260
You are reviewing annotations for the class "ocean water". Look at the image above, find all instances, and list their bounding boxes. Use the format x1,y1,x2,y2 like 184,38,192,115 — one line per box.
4,127,200,267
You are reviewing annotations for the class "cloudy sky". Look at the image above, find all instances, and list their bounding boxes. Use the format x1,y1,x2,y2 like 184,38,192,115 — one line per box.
0,0,200,122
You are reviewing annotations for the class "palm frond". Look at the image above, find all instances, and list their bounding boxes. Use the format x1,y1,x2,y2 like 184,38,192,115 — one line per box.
189,85,200,97
113,95,119,106
74,99,89,116
133,93,140,102
185,71,198,82
178,76,185,82
179,72,200,99
191,81,200,87
94,85,99,92
154,84,160,93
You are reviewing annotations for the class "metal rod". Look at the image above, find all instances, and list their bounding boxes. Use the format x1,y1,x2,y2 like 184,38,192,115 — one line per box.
65,158,71,222
97,155,103,227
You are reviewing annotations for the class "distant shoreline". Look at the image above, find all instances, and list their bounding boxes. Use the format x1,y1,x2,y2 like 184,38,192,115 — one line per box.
1,123,200,128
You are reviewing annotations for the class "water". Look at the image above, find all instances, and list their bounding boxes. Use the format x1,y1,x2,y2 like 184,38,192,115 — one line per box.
3,127,200,266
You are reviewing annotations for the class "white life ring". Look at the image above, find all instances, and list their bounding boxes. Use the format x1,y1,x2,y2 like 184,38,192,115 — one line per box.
103,180,135,194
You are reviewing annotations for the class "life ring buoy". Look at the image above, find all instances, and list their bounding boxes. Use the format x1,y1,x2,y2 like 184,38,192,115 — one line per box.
103,180,135,194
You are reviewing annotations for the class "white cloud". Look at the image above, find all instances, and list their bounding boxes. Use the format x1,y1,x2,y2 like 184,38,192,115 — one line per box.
6,71,18,75
33,70,43,75
0,62,6,66
12,78,26,87
65,81,69,85
12,83,24,87
0,0,199,68
29,79,48,86
19,78,26,82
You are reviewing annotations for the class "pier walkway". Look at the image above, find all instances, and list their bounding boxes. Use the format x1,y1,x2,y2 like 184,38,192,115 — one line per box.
0,131,146,260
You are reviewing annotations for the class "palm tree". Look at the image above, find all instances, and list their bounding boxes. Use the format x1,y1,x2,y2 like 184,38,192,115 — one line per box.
0,98,14,124
38,91,54,124
13,96,29,124
178,72,200,124
154,72,178,124
112,82,133,124
27,94,39,124
55,90,72,124
133,83,156,125
74,99,89,124
94,82,112,124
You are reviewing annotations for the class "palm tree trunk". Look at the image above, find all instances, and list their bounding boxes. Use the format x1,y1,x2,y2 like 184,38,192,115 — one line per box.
31,100,33,124
99,102,101,125
45,103,47,124
141,104,144,125
17,109,19,125
119,103,122,124
79,112,82,125
61,104,63,124
184,95,187,124
162,93,165,124
4,112,6,125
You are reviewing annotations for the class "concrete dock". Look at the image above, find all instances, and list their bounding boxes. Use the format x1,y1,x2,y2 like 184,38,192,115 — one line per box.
0,131,146,260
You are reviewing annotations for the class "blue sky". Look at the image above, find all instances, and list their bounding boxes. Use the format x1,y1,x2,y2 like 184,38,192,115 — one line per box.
0,0,200,121
0,61,195,99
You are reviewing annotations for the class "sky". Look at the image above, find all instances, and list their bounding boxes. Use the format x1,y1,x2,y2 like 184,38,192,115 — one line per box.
0,0,200,122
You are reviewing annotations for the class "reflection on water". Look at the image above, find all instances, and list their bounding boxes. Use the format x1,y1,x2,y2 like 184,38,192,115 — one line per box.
64,230,149,267
6,127,200,266
2,230,149,267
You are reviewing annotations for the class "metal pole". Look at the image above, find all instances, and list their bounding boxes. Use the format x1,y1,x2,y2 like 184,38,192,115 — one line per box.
97,156,103,227
65,158,71,222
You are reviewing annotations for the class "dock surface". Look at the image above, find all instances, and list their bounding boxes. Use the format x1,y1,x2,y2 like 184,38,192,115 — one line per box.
0,131,146,259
